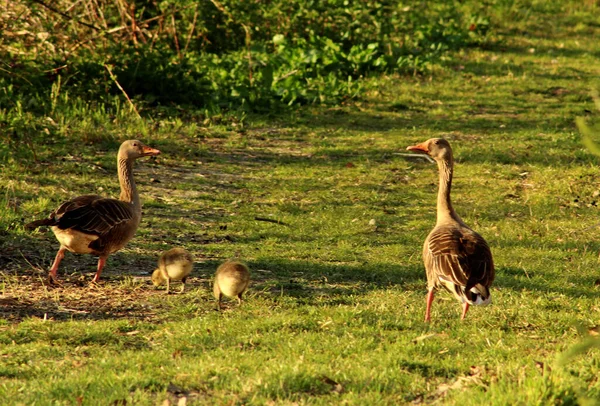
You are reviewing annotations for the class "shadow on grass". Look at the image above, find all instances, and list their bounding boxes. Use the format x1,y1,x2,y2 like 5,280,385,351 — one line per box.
3,229,600,323
2,228,422,322
193,101,592,167
397,360,460,378
0,231,172,323
497,266,600,301
458,55,596,79
198,257,424,294
189,128,595,170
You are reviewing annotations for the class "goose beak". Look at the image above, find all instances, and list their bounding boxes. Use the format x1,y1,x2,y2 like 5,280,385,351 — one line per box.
406,142,429,154
142,145,161,157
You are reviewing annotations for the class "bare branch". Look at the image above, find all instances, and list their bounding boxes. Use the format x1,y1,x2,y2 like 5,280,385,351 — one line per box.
171,12,180,59
104,64,141,119
183,5,198,55
28,0,102,31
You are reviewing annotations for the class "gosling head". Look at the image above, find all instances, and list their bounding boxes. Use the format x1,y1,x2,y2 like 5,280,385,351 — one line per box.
151,268,165,287
406,138,453,162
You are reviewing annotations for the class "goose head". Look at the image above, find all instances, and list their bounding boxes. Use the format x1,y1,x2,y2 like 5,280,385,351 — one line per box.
406,138,452,162
151,268,165,286
119,140,161,160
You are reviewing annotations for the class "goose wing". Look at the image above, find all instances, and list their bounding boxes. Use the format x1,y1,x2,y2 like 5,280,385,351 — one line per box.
52,195,134,236
426,225,494,289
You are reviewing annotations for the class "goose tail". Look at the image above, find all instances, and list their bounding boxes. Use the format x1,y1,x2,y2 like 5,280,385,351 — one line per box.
464,284,492,306
24,218,55,231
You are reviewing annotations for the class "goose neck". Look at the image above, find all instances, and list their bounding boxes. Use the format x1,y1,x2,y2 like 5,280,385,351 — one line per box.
117,157,140,210
436,158,456,223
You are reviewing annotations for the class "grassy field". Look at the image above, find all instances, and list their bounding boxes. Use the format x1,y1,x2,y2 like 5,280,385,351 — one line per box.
2,2,600,405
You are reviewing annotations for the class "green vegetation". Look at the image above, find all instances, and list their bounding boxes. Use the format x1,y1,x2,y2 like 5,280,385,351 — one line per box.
2,0,600,404
2,0,489,112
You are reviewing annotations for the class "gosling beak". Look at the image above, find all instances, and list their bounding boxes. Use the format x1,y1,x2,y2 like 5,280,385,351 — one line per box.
406,142,429,154
142,145,161,157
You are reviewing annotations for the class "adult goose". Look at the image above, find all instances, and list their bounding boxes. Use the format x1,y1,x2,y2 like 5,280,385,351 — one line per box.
26,140,160,283
406,138,494,322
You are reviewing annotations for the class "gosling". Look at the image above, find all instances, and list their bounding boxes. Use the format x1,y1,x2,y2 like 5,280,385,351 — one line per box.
152,248,193,294
214,261,250,310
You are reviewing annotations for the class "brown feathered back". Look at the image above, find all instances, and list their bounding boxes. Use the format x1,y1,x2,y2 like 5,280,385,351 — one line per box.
424,223,494,304
25,194,135,255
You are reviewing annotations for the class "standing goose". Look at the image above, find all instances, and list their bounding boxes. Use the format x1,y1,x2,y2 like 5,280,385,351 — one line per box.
406,138,494,322
25,140,160,283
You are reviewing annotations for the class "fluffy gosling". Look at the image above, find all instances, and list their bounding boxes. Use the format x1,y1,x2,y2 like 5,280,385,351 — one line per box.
152,248,193,294
214,261,250,310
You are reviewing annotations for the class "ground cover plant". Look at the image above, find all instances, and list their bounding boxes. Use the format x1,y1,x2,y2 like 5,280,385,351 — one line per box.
1,0,600,404
1,0,489,116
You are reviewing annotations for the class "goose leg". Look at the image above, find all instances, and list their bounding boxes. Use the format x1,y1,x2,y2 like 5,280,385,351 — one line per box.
92,256,108,283
461,302,470,320
166,278,170,294
424,289,435,322
237,293,243,306
180,277,186,293
214,283,222,311
48,246,66,281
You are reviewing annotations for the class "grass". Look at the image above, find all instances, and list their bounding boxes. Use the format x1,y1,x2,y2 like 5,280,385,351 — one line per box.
2,2,600,405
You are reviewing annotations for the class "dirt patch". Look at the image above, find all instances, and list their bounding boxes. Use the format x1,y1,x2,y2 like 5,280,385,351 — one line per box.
0,272,212,323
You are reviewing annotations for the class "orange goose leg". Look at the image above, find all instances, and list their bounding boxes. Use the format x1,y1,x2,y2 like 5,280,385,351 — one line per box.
92,256,108,283
461,302,470,320
424,289,435,322
48,247,67,281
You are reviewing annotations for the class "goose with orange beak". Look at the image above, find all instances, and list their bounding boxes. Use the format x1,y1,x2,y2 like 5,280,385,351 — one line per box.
26,140,161,283
407,138,495,322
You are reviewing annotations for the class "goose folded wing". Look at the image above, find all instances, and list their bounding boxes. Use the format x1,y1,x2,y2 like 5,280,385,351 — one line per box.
427,228,493,287
54,195,134,235
463,233,494,288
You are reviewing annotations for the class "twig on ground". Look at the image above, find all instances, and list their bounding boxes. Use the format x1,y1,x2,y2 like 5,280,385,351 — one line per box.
18,249,42,272
254,217,289,226
567,221,600,236
59,307,90,314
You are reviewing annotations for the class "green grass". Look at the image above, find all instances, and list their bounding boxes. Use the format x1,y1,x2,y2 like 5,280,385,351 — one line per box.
2,2,600,405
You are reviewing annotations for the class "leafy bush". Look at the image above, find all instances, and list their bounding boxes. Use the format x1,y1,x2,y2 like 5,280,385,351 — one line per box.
0,0,491,122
